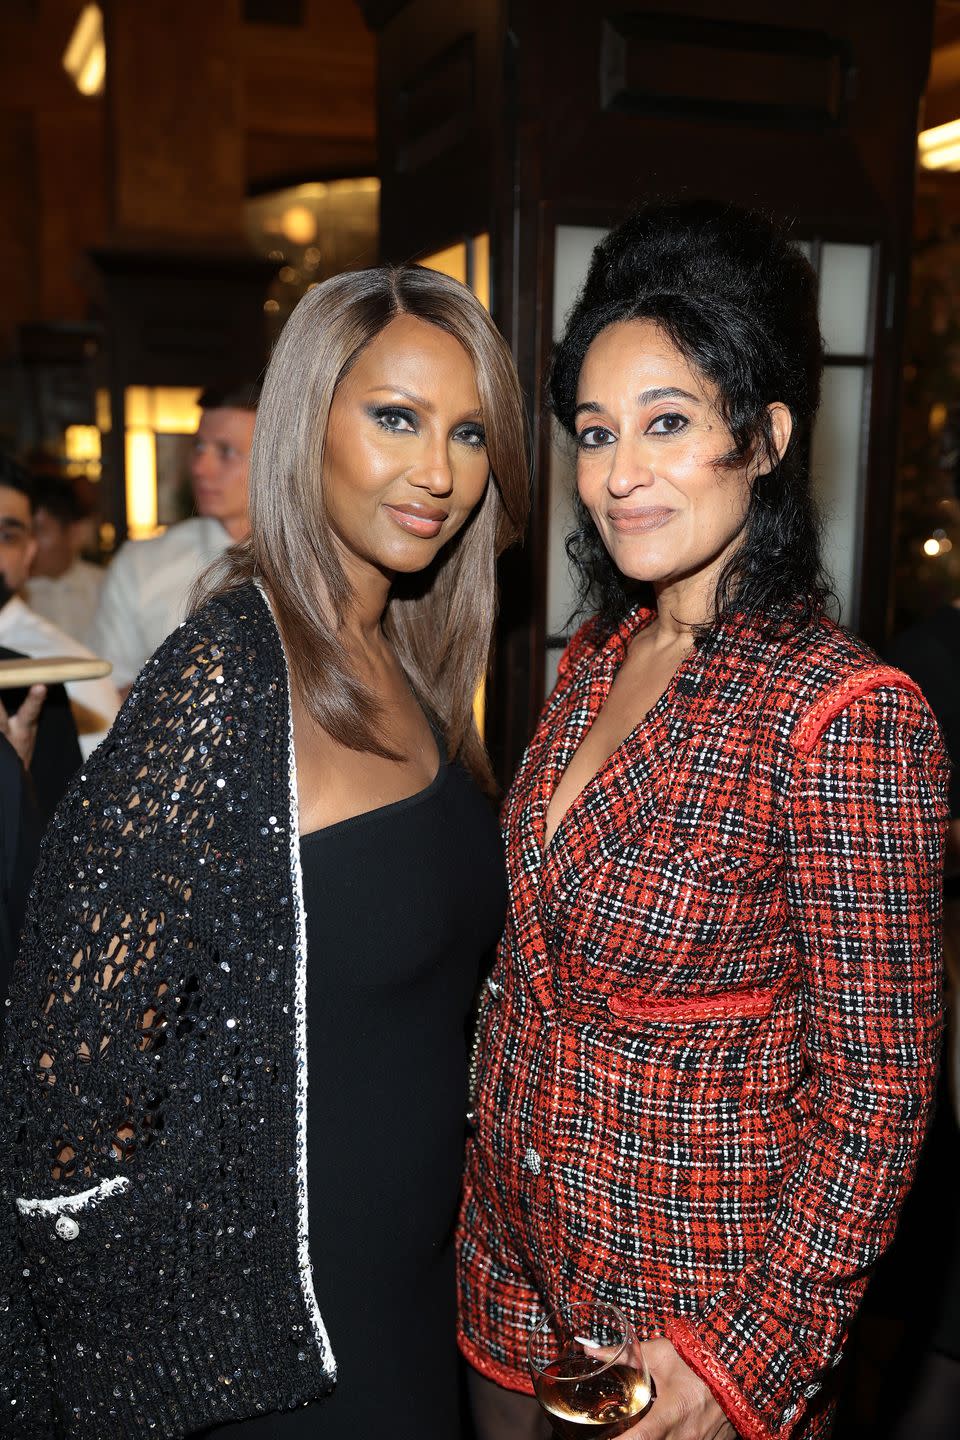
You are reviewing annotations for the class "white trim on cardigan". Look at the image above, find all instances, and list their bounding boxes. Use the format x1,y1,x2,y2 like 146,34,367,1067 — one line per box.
262,581,337,1378
16,1174,131,1216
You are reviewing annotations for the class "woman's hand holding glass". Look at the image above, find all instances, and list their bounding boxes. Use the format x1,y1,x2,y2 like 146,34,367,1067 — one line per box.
528,1303,651,1438
529,1305,733,1440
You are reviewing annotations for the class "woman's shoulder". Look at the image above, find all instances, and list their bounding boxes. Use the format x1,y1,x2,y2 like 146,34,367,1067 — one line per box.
48,584,285,834
133,582,277,690
98,581,285,771
756,616,935,754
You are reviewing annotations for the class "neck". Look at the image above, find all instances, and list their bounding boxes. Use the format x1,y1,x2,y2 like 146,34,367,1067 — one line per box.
40,558,73,580
650,529,745,641
335,547,394,655
221,516,250,543
651,573,717,645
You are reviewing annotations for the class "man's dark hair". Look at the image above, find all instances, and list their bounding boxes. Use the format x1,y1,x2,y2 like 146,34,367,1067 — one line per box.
32,476,89,527
549,198,832,637
198,379,263,413
0,454,34,511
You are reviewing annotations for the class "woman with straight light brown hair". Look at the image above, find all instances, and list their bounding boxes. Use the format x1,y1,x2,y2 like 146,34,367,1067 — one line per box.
0,265,529,1440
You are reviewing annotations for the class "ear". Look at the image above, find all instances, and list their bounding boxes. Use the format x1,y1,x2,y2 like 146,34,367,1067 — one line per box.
762,402,793,472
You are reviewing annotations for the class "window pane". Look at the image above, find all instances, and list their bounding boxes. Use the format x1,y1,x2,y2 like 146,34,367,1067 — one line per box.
545,646,563,698
545,227,610,692
553,225,609,335
546,422,579,636
810,364,868,624
819,242,873,355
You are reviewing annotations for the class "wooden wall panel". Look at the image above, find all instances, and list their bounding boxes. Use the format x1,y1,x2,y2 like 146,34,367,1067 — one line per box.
370,0,937,781
0,109,38,354
35,105,107,323
375,0,505,260
103,0,246,242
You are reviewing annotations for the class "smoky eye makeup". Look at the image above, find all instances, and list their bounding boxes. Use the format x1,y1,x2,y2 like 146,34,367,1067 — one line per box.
366,403,418,433
454,422,487,449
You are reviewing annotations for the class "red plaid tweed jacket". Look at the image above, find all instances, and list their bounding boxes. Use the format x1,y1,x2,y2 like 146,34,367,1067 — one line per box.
457,607,949,1440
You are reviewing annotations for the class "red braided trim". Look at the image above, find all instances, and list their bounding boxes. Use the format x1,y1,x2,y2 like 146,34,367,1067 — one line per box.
793,666,924,756
664,1318,782,1440
458,1329,536,1395
609,985,777,1023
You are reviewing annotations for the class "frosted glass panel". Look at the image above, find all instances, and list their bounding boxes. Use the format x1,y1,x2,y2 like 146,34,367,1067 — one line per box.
546,227,611,666
546,423,579,635
819,243,872,355
810,365,868,624
545,646,563,698
553,225,609,336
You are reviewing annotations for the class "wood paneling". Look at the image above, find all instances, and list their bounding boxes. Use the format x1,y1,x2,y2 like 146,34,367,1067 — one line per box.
371,0,936,783
104,0,246,242
240,1,374,144
600,13,850,129
0,110,37,341
0,0,377,353
375,0,504,260
34,105,107,321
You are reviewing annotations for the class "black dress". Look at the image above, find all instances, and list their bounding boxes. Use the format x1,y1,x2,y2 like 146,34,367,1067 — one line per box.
202,743,506,1438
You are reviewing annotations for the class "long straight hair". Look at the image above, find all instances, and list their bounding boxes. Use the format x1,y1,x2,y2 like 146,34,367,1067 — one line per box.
198,266,529,791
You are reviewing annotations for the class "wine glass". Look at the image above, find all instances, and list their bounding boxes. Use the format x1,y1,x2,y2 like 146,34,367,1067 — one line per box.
528,1300,652,1438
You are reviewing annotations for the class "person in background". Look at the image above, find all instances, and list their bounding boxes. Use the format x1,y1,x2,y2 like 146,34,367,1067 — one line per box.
88,379,260,693
24,476,103,645
0,703,44,1008
0,455,119,759
0,645,81,825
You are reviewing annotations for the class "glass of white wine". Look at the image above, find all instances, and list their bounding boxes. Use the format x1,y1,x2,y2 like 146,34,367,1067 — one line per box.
528,1301,652,1438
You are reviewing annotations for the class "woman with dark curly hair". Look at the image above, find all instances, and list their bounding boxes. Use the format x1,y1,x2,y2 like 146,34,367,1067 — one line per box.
457,201,950,1440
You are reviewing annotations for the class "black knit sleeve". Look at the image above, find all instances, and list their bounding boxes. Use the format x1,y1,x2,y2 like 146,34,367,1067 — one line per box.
0,593,265,1431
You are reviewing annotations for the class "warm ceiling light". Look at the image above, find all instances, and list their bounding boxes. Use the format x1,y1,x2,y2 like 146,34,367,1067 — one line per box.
920,139,960,171
63,4,105,97
919,118,960,152
281,205,317,245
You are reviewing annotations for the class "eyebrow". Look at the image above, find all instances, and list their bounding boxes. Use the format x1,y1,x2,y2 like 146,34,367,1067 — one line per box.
0,516,29,531
366,386,482,419
574,386,702,418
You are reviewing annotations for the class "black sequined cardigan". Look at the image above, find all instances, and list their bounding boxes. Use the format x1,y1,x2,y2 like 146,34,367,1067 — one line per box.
1,584,337,1438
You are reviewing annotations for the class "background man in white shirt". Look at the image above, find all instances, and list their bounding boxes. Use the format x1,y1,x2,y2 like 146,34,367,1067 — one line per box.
0,457,120,759
88,379,260,694
25,476,104,645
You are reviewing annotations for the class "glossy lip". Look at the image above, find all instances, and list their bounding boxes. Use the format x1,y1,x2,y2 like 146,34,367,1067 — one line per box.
607,505,674,534
383,502,448,538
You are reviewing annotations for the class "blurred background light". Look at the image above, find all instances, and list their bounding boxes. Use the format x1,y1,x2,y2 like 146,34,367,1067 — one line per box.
63,4,105,98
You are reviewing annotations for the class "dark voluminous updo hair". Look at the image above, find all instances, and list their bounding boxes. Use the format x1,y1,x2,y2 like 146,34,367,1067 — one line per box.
549,199,832,636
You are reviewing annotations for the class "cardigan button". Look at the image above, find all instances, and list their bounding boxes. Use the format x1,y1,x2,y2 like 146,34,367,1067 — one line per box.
523,1146,542,1175
55,1216,80,1241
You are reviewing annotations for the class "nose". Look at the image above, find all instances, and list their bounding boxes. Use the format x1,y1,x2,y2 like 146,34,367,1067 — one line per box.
607,437,656,496
410,442,454,497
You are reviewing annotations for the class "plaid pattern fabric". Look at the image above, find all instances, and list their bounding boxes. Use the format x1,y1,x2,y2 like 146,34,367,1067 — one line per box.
457,608,949,1440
